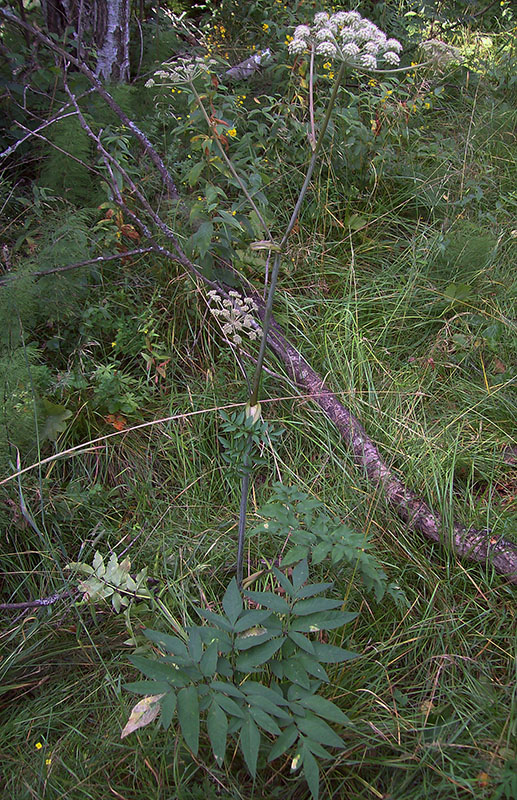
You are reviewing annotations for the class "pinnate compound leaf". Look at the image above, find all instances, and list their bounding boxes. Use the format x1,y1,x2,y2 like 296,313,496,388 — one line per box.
177,686,200,754
121,694,163,738
299,695,351,725
302,744,320,800
267,724,298,762
207,702,227,765
222,577,243,625
160,691,177,729
240,715,261,778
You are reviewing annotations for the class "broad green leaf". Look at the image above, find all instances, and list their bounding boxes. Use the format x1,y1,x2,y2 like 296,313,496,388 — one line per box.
233,609,272,632
188,629,203,663
303,738,332,759
121,694,163,739
267,724,298,762
38,397,72,441
191,221,213,259
213,692,246,719
282,545,309,566
249,706,282,736
311,642,359,664
235,637,285,670
160,691,177,729
271,567,295,597
222,578,243,625
245,693,291,721
293,598,342,616
288,631,315,654
210,680,244,699
291,610,357,632
240,715,261,778
196,608,233,632
296,715,344,748
297,654,329,682
129,655,181,683
283,658,311,689
241,681,289,705
197,641,218,677
123,680,170,695
144,630,189,659
298,695,351,725
301,743,320,800
177,686,200,754
207,701,227,765
187,160,204,186
296,582,334,599
244,590,290,614
312,541,331,564
292,560,309,590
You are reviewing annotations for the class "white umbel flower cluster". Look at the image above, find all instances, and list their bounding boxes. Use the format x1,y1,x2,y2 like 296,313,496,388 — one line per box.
288,9,402,70
207,290,261,346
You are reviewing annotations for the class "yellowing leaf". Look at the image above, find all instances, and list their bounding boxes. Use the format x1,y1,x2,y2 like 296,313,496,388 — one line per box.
121,694,164,738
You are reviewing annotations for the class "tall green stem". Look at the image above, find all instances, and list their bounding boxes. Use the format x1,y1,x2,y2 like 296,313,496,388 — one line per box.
249,61,346,407
235,62,347,585
190,83,271,238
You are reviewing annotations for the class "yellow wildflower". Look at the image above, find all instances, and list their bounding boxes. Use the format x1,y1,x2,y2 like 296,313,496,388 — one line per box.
36,742,43,750
227,128,237,138
262,23,269,32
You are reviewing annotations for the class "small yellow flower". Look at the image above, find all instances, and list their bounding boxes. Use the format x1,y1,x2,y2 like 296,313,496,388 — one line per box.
368,78,377,86
111,341,116,347
227,128,237,138
46,758,52,766
262,23,269,32
323,61,332,70
35,742,43,750
424,101,431,109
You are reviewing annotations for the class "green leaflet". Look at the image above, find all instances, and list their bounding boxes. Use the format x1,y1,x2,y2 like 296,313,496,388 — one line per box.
207,701,227,765
177,685,200,755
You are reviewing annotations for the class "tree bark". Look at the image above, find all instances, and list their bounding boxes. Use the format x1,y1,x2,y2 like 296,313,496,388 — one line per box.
41,0,130,82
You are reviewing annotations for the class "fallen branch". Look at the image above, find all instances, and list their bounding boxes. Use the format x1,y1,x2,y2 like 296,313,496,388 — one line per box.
254,298,517,584
0,247,156,285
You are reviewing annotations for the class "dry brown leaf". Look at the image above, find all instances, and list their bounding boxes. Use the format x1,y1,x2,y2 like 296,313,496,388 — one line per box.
121,694,164,739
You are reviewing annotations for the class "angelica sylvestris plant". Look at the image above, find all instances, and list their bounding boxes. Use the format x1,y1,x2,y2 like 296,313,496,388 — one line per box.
289,11,402,69
123,560,358,800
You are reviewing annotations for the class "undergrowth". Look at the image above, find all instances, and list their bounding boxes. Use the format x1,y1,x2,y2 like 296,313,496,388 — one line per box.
0,1,516,798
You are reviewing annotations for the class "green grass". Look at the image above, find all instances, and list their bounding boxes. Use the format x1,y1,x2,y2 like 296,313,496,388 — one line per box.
1,9,516,800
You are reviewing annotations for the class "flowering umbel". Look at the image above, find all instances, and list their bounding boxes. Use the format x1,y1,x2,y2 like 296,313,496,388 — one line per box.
208,290,261,346
288,10,402,70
